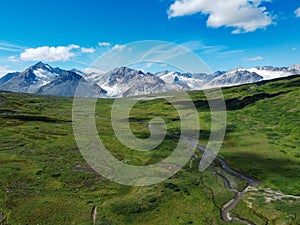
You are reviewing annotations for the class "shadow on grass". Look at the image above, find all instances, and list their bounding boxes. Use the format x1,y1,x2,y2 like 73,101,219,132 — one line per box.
255,74,300,87
189,91,289,111
0,114,70,123
223,151,300,194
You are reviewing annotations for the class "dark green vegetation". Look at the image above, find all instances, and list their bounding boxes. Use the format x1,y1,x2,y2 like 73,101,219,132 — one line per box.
0,75,299,224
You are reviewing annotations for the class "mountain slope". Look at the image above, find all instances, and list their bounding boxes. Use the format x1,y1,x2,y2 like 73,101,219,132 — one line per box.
0,72,20,86
86,67,181,97
0,75,299,224
155,71,214,90
36,71,107,97
1,62,299,97
122,73,180,97
206,69,263,88
0,62,61,93
247,66,299,80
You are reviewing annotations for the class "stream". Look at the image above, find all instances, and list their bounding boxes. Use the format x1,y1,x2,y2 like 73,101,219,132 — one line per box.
186,136,258,224
92,116,259,224
149,121,259,224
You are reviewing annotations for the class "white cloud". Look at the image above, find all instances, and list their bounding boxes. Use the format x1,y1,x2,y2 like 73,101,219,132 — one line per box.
69,44,80,49
81,47,96,53
112,44,127,51
168,0,274,33
247,56,263,61
0,66,14,78
98,42,111,47
295,7,300,17
20,45,80,62
292,47,297,51
8,56,19,62
0,42,25,53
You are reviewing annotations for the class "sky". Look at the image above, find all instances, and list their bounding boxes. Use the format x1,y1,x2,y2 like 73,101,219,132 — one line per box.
0,0,300,76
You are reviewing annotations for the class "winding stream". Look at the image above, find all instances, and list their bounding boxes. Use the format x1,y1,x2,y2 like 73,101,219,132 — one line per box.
193,140,258,224
93,116,259,224
150,122,258,224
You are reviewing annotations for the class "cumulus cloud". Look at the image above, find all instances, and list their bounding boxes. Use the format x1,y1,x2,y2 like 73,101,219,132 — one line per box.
20,45,80,62
112,44,126,51
295,7,300,17
98,42,111,47
81,47,96,53
168,0,274,33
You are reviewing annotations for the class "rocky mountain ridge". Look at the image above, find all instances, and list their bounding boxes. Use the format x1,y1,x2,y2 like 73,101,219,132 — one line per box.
0,62,299,97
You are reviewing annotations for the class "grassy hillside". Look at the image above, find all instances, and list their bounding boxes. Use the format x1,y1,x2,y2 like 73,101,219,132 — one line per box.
0,75,299,224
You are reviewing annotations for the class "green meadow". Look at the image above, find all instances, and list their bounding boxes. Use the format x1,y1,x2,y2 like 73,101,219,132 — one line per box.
0,75,299,224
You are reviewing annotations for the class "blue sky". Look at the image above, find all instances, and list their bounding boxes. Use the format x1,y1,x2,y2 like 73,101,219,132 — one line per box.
0,0,300,76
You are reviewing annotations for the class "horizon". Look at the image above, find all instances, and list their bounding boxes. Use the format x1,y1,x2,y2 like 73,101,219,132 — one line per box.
1,60,300,78
1,1,300,76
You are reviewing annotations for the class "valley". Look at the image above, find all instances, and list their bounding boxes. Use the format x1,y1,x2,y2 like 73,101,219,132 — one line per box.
0,75,299,224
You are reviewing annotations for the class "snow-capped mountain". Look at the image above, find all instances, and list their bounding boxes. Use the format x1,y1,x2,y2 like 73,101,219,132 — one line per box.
85,67,183,97
203,66,300,88
0,62,106,97
0,62,62,93
205,69,263,88
247,66,299,80
36,71,106,97
156,71,201,90
0,62,299,97
85,68,223,97
85,67,145,97
288,64,300,71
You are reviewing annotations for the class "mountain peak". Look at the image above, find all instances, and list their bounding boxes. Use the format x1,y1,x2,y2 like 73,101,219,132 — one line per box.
60,71,82,81
1,62,300,98
30,61,53,72
34,61,45,66
70,69,84,75
113,66,144,75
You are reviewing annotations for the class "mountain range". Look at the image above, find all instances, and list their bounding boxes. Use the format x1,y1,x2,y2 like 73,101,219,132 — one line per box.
0,62,299,97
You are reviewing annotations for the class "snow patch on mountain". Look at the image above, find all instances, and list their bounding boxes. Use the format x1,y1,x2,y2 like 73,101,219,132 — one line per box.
0,62,299,97
155,71,217,90
288,64,300,71
33,68,59,85
247,66,299,80
205,69,263,88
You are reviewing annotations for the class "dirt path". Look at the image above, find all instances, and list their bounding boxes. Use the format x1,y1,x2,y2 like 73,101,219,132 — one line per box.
91,206,98,225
